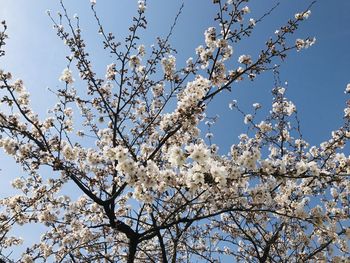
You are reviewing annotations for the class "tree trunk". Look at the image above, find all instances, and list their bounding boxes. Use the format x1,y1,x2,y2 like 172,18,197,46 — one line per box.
127,238,138,263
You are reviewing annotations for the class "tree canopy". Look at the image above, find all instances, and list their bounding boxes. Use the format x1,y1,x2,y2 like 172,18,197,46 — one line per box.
0,1,349,262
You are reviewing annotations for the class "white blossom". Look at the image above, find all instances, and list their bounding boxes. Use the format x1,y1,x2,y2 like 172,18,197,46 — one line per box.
238,54,252,65
59,68,74,84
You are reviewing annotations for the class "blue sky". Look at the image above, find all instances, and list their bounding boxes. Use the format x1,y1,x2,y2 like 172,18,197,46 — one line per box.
1,0,350,259
1,0,349,150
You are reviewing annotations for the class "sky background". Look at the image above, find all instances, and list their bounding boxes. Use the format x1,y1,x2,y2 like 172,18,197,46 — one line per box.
1,0,350,260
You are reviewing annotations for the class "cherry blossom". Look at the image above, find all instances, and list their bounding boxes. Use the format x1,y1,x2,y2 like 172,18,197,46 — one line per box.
0,1,348,262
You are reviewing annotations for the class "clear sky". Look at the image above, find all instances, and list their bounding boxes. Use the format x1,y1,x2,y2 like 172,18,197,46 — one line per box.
1,0,350,259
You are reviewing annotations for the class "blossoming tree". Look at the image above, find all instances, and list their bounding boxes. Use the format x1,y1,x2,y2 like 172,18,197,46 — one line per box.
0,0,349,262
